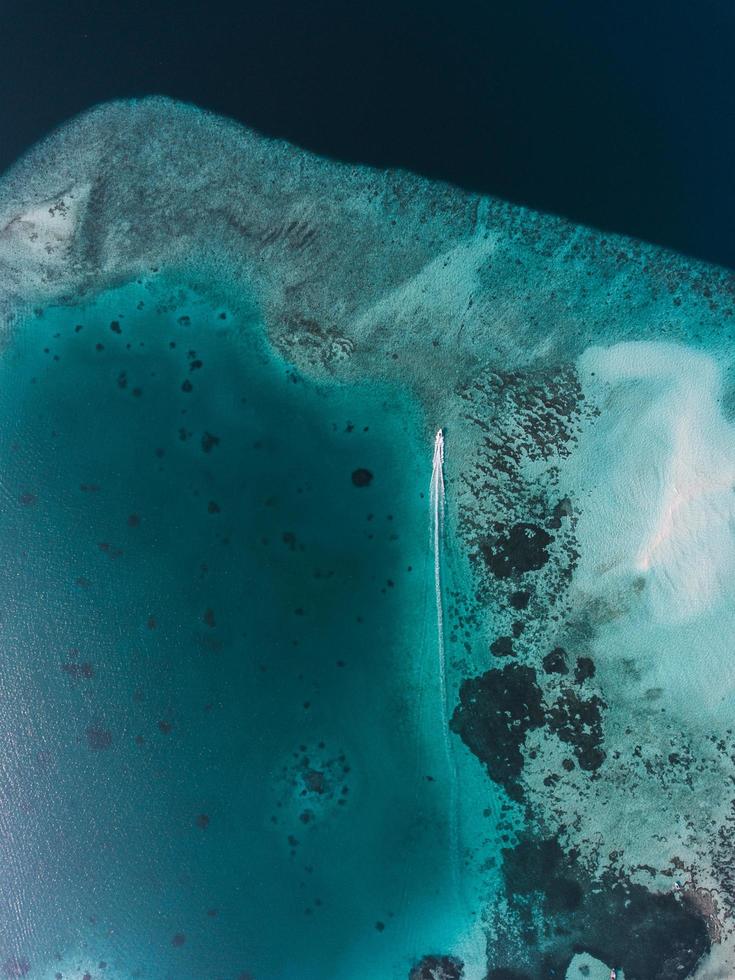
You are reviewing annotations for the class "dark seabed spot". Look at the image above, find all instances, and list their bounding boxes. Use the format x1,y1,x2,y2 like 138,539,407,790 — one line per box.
542,646,568,675
480,523,553,579
85,725,112,751
547,687,606,771
575,656,596,682
450,664,544,800
201,431,220,453
351,467,373,487
409,954,464,979
490,636,514,657
62,661,94,680
495,834,711,979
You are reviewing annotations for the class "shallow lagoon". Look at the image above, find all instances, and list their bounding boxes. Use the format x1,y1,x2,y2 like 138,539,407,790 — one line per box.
0,274,495,978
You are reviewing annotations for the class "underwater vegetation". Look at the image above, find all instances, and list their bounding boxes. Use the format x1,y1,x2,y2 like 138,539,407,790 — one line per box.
0,98,734,977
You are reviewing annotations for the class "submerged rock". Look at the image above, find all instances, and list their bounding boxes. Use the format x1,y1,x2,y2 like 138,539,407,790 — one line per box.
479,523,553,579
450,664,544,798
409,954,464,980
497,835,710,979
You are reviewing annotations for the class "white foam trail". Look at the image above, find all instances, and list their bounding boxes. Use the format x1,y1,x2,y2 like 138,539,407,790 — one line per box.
431,429,447,704
430,428,461,894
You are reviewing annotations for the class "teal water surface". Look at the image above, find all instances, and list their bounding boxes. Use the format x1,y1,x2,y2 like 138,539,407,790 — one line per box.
0,274,479,979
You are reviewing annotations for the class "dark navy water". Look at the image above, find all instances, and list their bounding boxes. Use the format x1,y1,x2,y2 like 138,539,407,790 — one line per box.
3,0,735,267
0,276,477,978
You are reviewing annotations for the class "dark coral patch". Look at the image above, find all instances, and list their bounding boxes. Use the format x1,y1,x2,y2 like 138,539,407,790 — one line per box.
575,656,596,683
351,467,373,487
547,687,606,771
201,431,220,453
490,636,514,657
510,590,531,610
547,497,572,529
62,662,94,680
85,725,112,750
479,523,552,579
497,834,710,979
450,664,544,800
542,646,568,675
409,954,464,979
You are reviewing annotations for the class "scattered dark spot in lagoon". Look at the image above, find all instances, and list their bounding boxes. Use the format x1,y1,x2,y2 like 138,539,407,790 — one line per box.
351,467,373,487
85,725,112,751
62,662,93,681
201,431,219,453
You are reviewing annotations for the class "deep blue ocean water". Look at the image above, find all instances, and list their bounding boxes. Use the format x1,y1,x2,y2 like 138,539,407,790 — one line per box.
0,276,481,978
3,0,735,268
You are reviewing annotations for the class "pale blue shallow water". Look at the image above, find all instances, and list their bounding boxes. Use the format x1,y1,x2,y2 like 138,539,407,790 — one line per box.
0,274,490,979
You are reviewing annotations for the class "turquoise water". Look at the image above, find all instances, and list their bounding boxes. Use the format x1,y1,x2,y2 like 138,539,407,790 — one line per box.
0,275,486,979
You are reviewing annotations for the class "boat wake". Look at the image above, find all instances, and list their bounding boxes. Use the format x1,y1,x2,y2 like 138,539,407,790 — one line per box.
430,427,461,895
